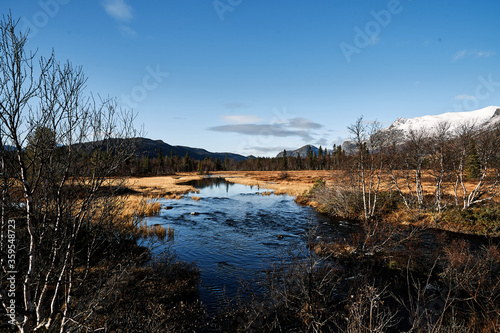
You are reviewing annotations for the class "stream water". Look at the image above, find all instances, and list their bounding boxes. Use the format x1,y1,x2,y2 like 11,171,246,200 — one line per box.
145,177,357,310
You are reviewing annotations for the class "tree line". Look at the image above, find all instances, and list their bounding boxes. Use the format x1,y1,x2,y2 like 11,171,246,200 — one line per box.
120,144,348,175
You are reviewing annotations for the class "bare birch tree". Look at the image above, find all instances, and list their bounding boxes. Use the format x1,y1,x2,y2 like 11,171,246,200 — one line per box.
389,127,428,214
427,122,452,212
347,116,385,220
451,121,500,209
0,14,137,332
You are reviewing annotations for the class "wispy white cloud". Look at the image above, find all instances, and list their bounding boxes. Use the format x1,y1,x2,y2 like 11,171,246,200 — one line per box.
209,116,324,143
455,94,477,101
245,146,293,153
453,49,495,61
222,102,249,110
286,117,323,129
208,124,314,142
453,50,468,61
118,25,137,38
102,0,133,22
221,115,262,124
315,138,329,146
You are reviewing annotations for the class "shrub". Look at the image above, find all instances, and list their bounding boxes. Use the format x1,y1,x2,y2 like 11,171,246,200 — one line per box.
98,252,206,332
310,181,364,220
278,171,289,179
441,204,500,236
309,177,326,194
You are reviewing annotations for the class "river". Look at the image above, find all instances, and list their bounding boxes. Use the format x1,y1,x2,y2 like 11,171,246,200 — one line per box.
144,177,356,310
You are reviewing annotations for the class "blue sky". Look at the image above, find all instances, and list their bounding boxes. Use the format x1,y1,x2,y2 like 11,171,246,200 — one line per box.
3,0,500,156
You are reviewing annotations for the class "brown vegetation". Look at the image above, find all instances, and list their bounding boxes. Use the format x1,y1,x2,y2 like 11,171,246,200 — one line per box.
216,223,500,332
120,168,500,236
124,175,201,196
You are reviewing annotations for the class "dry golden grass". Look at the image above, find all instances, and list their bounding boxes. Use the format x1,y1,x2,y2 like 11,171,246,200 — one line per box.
212,171,325,196
121,170,499,222
136,220,167,239
124,175,202,197
122,172,324,210
138,200,161,217
117,198,166,238
384,169,494,197
121,195,161,218
116,195,168,238
167,226,175,240
117,174,209,239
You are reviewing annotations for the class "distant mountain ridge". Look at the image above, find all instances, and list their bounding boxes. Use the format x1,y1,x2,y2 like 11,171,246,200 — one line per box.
276,145,321,158
132,137,248,161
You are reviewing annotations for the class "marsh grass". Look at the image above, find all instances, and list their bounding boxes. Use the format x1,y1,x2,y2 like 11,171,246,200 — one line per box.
134,221,168,240
165,193,185,200
117,195,168,238
167,226,175,241
123,195,162,217
125,175,200,196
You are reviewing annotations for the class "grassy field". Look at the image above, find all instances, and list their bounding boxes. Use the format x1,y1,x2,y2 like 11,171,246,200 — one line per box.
123,171,329,198
121,170,500,236
123,170,497,203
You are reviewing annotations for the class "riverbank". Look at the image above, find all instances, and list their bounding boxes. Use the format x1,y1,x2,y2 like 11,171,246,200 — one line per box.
123,171,329,197
117,171,499,332
121,171,500,238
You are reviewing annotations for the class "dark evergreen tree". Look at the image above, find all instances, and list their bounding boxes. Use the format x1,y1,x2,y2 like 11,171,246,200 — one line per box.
215,158,222,171
296,155,302,170
318,146,324,170
224,153,229,171
466,138,481,179
282,149,288,170
143,156,151,174
183,151,191,172
197,160,203,175
158,147,164,169
170,149,175,170
307,146,314,169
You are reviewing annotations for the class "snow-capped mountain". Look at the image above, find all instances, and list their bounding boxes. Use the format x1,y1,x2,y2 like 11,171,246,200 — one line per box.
384,106,500,135
342,106,500,152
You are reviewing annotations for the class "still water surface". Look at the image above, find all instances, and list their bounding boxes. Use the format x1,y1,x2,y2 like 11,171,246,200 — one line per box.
145,177,355,309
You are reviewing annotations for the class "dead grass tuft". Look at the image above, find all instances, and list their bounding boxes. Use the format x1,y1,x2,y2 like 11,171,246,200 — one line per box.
134,198,161,217
136,221,167,240
167,226,175,241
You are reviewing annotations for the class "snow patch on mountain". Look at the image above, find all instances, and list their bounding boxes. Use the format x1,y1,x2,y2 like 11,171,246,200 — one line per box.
385,106,500,134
